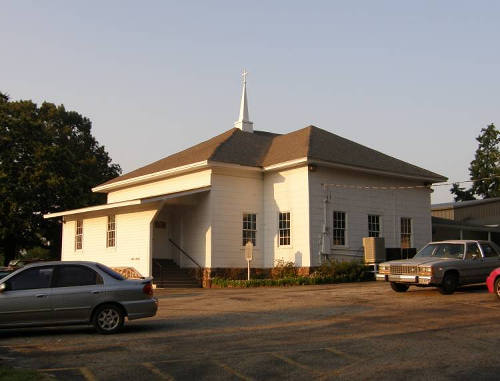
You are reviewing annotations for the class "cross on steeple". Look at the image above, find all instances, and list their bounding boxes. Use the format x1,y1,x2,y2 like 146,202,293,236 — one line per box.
234,69,254,133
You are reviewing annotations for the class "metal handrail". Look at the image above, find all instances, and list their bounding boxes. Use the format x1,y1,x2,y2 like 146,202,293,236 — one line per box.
152,258,163,272
168,239,202,270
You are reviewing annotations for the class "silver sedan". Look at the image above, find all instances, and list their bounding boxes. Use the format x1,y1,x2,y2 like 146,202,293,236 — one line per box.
0,261,158,334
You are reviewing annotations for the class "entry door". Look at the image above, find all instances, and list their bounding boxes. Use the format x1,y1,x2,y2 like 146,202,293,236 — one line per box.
0,266,54,326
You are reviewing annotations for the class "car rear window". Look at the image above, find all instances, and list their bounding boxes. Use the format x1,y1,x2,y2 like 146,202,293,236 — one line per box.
481,243,500,258
96,263,125,280
54,265,103,287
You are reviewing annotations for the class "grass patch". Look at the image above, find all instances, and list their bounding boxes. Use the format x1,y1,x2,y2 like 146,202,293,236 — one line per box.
0,366,52,381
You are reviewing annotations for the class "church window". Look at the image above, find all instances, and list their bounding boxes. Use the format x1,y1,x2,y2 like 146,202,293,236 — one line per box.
278,212,291,246
368,215,381,237
75,220,83,250
242,213,256,246
107,215,116,248
400,217,412,248
333,211,346,246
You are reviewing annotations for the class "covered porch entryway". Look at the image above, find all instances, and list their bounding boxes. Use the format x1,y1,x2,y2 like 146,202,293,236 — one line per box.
150,187,211,287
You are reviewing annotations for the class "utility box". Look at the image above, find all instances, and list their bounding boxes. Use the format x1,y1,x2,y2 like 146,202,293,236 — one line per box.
362,237,386,263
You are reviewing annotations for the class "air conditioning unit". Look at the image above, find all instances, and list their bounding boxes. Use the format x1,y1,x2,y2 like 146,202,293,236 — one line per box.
362,237,386,263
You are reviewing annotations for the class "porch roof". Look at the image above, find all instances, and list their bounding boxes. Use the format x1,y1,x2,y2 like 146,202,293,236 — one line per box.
432,216,500,232
43,186,211,219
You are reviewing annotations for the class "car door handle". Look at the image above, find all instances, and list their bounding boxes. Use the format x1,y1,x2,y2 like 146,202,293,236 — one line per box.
91,290,101,294
36,294,48,298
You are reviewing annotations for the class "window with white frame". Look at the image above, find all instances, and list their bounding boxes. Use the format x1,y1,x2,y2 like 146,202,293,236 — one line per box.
242,213,256,246
400,217,412,248
368,215,381,237
75,220,83,250
333,211,346,246
107,215,116,248
278,212,291,246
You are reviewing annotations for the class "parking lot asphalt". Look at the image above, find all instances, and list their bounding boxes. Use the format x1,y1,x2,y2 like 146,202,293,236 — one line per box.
1,281,500,380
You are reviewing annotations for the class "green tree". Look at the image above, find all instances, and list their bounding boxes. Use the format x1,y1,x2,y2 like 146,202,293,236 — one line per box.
0,93,121,265
450,183,475,202
451,123,500,201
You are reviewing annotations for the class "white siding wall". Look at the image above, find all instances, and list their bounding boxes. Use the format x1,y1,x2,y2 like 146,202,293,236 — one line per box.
263,166,310,268
107,170,212,203
59,164,433,273
309,167,432,265
61,209,158,276
210,166,310,269
211,169,264,268
178,192,212,268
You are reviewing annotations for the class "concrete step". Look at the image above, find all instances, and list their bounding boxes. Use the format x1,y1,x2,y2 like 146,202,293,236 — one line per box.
152,259,201,288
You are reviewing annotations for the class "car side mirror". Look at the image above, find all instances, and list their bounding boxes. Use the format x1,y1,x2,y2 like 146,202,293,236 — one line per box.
0,283,5,293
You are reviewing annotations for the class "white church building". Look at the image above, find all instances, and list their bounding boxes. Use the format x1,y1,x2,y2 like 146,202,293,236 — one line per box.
45,75,446,284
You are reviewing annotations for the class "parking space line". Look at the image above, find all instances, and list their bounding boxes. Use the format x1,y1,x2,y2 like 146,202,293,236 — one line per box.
39,367,80,372
455,301,500,310
325,347,360,361
39,367,96,381
271,353,324,378
79,367,97,381
142,362,175,381
212,359,254,381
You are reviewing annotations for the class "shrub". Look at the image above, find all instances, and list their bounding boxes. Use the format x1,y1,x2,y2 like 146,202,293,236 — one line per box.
209,258,373,288
311,259,372,282
271,259,297,279
24,246,53,260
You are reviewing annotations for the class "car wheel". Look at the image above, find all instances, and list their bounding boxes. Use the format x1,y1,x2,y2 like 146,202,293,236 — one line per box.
390,282,409,292
438,272,458,295
494,277,500,300
93,304,125,334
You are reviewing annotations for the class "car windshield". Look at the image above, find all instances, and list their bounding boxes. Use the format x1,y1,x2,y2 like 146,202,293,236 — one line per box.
415,243,465,259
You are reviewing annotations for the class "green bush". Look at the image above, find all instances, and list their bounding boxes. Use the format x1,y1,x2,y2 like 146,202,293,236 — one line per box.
271,259,297,279
210,259,373,288
311,259,372,282
24,247,53,260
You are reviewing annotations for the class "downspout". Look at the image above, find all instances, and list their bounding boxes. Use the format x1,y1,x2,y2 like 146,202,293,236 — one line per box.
319,184,330,264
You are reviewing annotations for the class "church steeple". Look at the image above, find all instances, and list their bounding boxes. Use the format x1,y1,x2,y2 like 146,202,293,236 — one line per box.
234,69,253,133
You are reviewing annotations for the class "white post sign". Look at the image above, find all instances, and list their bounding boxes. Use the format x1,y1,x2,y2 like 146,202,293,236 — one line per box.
245,241,253,280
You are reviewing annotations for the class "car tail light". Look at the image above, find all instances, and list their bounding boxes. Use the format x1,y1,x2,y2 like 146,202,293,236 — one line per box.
143,283,154,297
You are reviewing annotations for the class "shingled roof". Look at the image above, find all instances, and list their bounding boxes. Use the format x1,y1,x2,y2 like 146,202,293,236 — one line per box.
97,126,446,188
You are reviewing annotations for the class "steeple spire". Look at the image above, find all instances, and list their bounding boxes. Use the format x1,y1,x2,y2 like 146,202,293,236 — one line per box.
234,69,253,133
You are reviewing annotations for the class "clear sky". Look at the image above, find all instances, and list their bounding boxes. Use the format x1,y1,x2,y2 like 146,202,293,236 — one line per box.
2,1,499,203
